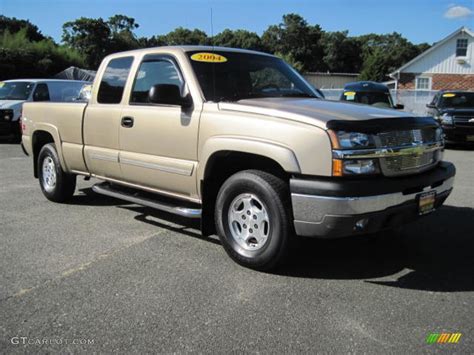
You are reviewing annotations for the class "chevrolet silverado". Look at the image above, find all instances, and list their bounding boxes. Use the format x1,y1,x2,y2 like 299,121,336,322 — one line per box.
21,46,455,270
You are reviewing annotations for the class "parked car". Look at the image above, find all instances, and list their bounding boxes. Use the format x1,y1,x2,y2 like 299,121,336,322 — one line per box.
426,90,474,145
21,46,454,270
0,79,90,141
340,81,404,110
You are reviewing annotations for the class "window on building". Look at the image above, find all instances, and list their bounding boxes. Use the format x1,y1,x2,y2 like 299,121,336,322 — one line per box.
415,77,431,91
456,38,468,57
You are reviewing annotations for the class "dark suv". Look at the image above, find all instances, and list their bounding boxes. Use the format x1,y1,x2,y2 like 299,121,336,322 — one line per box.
427,91,474,145
340,81,404,110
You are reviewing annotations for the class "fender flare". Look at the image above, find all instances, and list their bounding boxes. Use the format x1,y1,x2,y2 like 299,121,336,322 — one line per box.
32,123,68,172
198,136,301,184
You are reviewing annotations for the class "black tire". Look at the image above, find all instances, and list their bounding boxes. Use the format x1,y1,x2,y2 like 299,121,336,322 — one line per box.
215,170,292,271
37,143,76,202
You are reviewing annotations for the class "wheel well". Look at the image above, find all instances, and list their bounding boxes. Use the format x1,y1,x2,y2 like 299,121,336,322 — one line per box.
200,151,289,236
32,131,54,178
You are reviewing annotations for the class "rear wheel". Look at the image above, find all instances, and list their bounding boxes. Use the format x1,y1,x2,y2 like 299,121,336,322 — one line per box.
215,170,292,271
38,143,76,202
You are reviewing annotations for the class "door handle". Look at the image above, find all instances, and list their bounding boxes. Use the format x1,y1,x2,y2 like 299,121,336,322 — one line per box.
121,116,134,128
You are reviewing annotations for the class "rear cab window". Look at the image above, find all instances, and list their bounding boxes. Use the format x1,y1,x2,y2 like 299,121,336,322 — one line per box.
97,57,134,104
32,83,50,102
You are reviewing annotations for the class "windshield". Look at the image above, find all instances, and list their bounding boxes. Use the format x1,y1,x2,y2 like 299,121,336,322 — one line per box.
439,92,474,109
0,81,34,100
187,51,319,102
341,91,393,108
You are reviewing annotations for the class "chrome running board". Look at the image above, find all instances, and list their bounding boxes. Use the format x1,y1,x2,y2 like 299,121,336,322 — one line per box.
92,183,201,219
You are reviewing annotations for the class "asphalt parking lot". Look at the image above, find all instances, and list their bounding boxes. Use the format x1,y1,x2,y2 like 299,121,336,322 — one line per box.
0,142,473,353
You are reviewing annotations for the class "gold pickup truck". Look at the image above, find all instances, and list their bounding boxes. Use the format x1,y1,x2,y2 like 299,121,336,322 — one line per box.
21,46,455,270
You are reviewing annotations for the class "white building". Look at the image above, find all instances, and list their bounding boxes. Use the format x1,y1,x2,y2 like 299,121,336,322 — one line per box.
390,27,474,91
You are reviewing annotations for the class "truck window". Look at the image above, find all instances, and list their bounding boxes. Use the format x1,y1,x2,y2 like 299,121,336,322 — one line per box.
97,57,134,104
130,57,183,104
47,81,88,102
33,83,50,102
0,81,34,100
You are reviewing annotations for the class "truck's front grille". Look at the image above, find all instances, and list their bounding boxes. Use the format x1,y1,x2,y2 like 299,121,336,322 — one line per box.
454,116,474,127
378,128,436,147
384,151,436,172
377,128,441,177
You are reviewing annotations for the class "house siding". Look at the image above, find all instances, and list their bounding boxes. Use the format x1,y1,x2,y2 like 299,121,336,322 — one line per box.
402,32,473,74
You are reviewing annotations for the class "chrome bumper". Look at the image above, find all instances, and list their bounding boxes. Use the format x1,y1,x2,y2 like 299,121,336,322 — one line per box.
291,177,454,238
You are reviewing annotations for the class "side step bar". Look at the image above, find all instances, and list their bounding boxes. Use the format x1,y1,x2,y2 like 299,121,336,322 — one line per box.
92,183,201,219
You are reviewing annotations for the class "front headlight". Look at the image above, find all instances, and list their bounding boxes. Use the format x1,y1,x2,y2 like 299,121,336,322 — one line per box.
440,113,453,125
329,130,379,176
335,131,375,149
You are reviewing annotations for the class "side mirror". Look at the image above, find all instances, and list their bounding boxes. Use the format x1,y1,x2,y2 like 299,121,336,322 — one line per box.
395,104,404,110
426,103,435,109
148,84,192,108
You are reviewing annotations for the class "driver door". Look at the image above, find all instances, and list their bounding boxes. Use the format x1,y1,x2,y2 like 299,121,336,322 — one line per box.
119,54,201,200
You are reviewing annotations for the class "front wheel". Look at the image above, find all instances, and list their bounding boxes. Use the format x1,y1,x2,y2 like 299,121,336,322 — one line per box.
215,170,293,271
38,143,76,202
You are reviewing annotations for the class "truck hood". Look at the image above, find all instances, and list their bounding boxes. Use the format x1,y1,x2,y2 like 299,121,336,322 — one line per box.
219,97,413,129
0,100,24,108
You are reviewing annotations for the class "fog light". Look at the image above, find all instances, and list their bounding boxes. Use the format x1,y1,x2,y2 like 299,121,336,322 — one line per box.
354,218,369,231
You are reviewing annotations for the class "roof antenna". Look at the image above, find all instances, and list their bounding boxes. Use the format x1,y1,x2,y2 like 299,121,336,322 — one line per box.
210,7,214,49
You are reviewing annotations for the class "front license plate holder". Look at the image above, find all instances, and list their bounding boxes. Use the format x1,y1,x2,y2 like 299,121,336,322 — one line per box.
418,190,436,215
466,135,474,142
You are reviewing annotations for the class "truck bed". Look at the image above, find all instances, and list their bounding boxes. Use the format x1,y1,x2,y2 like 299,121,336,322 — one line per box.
22,101,88,173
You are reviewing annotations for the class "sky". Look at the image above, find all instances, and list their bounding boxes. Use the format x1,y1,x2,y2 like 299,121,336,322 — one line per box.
1,0,473,44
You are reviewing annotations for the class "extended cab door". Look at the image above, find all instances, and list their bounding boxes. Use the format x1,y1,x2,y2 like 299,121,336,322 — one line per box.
119,54,201,200
83,56,134,180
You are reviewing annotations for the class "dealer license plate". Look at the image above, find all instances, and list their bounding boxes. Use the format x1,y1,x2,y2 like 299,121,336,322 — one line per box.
466,135,474,142
418,191,436,215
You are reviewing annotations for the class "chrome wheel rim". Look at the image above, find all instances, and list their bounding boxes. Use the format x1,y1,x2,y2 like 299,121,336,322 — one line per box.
42,156,56,192
227,193,270,251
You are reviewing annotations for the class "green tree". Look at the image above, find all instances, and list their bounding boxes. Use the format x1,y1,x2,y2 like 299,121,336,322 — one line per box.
262,14,325,72
321,31,363,73
0,28,85,80
62,15,141,69
213,29,262,50
62,17,111,68
357,32,430,81
160,27,209,45
0,15,46,42
274,52,304,72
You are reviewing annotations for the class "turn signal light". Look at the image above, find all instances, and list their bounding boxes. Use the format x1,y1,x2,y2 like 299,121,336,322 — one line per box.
332,159,343,176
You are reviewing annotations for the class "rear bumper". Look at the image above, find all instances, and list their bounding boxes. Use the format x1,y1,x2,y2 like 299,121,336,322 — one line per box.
291,162,455,238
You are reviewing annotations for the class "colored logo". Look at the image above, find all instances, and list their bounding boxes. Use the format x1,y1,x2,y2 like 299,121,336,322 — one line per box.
426,333,462,344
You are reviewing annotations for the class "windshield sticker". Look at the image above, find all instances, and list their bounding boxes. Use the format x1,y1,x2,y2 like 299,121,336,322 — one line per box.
442,93,456,98
344,91,355,100
0,82,4,88
191,53,227,63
